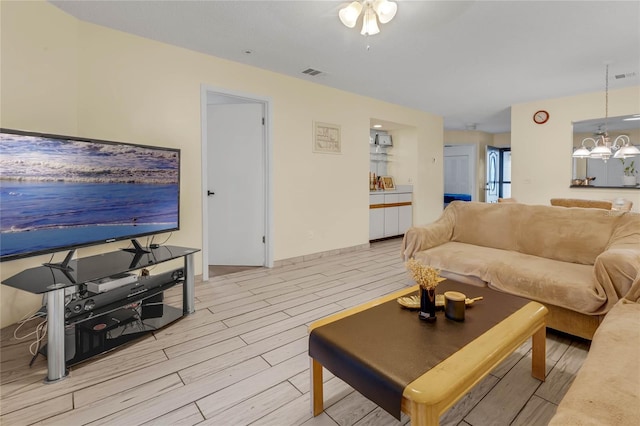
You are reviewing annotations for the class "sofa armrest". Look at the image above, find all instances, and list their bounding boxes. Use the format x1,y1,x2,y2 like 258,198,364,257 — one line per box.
597,213,640,301
594,248,640,303
401,208,454,260
549,295,640,426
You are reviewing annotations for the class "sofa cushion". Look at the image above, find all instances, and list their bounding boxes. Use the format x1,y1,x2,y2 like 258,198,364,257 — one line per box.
414,242,603,314
514,205,620,265
413,242,500,282
488,253,606,315
449,202,520,252
446,201,622,265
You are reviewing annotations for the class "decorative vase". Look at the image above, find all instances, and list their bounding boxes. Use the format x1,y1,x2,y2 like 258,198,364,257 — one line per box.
418,287,437,322
622,175,637,187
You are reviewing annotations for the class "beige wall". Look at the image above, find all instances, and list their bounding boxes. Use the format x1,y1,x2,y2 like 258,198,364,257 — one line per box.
511,86,640,209
0,1,82,328
0,1,79,134
492,132,511,148
0,1,443,327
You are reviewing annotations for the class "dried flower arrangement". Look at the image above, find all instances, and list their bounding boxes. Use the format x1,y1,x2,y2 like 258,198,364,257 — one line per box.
405,258,441,290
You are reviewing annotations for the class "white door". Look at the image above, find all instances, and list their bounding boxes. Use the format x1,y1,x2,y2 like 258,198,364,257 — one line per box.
485,146,500,203
444,144,476,200
207,103,265,266
444,154,471,194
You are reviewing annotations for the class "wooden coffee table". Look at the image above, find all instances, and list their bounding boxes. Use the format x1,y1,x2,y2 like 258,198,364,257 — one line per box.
308,282,548,426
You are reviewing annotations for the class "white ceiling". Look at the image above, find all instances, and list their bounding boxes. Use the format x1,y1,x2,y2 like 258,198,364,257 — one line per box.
49,0,640,133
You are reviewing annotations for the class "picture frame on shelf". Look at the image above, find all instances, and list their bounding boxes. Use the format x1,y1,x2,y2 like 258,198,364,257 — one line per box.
382,176,395,190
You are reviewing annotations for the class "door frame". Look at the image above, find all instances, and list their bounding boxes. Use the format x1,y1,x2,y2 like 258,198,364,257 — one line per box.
485,145,500,203
200,84,274,281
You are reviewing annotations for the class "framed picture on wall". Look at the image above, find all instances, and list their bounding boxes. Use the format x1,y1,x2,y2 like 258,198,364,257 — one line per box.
313,121,341,154
382,176,395,190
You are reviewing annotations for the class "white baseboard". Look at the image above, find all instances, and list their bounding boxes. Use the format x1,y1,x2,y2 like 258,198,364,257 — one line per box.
273,243,370,268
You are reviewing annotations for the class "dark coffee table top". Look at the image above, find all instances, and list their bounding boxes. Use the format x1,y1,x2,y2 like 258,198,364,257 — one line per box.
309,280,532,419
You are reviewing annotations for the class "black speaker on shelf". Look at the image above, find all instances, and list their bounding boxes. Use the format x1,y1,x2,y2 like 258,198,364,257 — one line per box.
142,292,164,319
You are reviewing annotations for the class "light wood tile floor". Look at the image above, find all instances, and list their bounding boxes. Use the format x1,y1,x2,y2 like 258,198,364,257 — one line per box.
0,239,590,425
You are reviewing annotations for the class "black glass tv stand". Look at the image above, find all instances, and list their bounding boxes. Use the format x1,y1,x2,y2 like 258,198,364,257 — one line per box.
2,245,199,383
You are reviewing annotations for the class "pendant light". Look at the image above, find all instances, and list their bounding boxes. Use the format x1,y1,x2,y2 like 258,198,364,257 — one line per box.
339,0,397,36
573,64,640,162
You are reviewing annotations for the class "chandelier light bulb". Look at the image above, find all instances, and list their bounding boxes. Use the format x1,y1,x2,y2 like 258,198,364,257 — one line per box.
374,0,397,24
360,5,380,35
591,145,612,162
613,135,640,158
572,147,591,158
620,145,640,156
339,1,363,28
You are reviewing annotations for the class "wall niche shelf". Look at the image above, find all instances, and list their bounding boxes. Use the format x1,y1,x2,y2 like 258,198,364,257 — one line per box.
569,185,639,189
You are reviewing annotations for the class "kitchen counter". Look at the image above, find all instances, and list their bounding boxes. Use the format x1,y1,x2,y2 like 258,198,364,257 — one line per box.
370,184,413,194
569,185,639,189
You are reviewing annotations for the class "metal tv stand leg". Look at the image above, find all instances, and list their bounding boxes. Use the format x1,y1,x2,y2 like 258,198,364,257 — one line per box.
183,253,195,315
44,285,68,383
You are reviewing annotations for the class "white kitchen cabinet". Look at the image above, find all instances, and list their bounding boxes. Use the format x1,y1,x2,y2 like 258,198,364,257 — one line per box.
369,208,385,240
369,194,385,240
383,194,399,237
398,193,413,235
369,190,412,241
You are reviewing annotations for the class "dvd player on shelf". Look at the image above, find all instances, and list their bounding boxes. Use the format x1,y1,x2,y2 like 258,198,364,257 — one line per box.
86,273,138,293
65,268,184,320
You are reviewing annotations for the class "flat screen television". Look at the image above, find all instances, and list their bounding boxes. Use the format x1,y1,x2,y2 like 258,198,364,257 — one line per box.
0,128,180,262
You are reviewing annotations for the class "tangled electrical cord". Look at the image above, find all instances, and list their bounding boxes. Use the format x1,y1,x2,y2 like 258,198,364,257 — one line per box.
13,306,47,367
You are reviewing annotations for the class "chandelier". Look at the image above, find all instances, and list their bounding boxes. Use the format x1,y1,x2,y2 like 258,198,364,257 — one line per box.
572,64,640,162
339,0,398,36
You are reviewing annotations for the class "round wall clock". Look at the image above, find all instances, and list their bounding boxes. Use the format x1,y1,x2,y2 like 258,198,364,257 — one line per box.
533,110,549,124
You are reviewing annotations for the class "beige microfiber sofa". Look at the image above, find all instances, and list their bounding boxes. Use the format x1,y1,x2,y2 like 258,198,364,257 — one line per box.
401,201,640,339
549,272,640,425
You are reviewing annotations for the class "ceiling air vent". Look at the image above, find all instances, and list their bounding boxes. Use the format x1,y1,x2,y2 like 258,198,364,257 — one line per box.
614,72,637,80
302,68,323,76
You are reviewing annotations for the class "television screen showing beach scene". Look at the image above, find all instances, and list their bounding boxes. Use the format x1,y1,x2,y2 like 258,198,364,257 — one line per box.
0,129,180,261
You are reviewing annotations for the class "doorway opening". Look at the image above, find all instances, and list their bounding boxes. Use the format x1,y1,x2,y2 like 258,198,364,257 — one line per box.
485,146,511,203
200,86,273,281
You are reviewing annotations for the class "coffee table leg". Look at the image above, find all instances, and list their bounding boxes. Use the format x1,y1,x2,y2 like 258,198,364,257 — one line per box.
531,325,546,381
310,358,324,416
409,401,439,425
